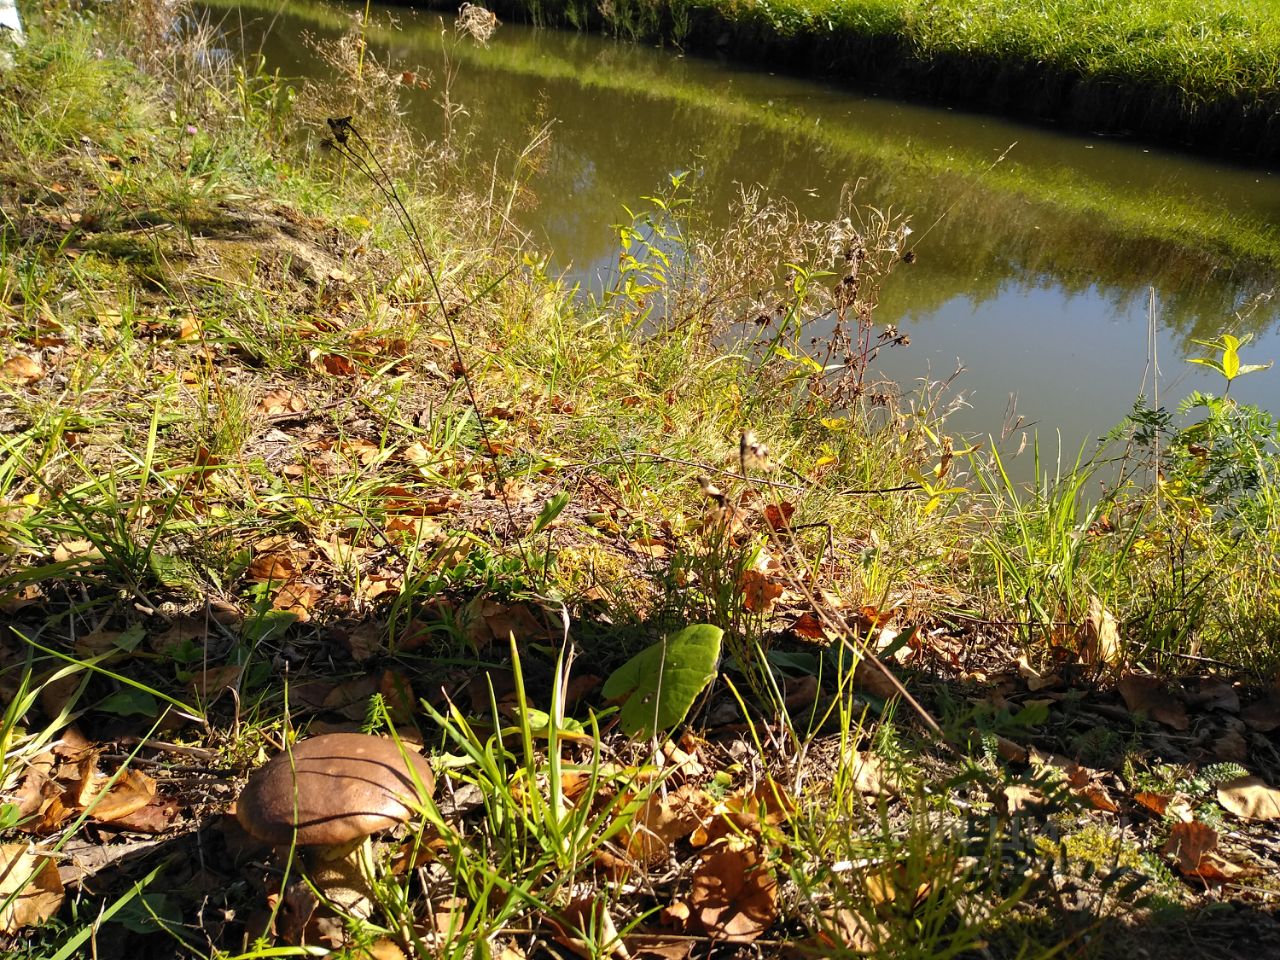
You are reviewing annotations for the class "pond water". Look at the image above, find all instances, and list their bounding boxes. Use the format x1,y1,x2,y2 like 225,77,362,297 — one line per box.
228,1,1280,454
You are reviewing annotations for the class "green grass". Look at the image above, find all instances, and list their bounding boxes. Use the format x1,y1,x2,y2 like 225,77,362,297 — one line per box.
2,3,1279,958
453,0,1280,157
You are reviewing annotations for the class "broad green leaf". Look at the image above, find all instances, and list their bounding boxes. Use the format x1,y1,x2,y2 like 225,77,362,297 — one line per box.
113,623,145,653
98,688,158,717
602,625,723,740
1238,361,1274,377
1186,357,1224,375
529,492,570,537
505,707,588,740
764,650,820,676
242,608,297,643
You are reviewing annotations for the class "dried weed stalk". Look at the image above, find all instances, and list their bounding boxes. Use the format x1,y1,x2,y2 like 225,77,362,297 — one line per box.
676,185,915,407
303,19,421,175
455,3,500,46
108,0,241,126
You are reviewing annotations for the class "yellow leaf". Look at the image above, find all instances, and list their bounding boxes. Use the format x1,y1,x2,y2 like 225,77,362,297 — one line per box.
0,843,64,933
1,355,43,384
1083,594,1123,666
83,768,157,823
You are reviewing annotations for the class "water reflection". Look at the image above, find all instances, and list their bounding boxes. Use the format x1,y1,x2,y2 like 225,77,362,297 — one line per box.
225,1,1280,443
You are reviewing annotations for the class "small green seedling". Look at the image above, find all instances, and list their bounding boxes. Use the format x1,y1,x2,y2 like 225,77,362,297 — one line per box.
1188,333,1273,393
602,624,723,740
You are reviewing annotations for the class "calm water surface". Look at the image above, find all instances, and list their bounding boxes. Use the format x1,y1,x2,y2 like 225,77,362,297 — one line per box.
233,2,1280,452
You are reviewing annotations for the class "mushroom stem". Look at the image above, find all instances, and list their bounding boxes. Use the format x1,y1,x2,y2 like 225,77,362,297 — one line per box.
305,837,379,920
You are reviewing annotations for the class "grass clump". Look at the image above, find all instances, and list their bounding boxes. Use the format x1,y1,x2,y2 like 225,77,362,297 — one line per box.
2,2,1280,959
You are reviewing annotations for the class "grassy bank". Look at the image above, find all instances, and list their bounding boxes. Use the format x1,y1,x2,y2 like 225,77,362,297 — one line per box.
3,4,1280,958
442,0,1280,159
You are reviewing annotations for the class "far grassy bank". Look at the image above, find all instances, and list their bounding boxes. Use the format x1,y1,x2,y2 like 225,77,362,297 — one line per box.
434,0,1280,160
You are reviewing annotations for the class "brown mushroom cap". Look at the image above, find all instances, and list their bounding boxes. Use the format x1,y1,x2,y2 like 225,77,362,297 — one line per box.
236,733,435,846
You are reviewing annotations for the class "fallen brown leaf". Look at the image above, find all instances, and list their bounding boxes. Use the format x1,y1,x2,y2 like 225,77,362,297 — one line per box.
702,503,747,538
624,786,713,864
378,670,416,725
690,842,778,943
421,895,468,939
782,674,819,711
102,795,180,833
358,571,402,603
83,767,157,823
549,896,629,960
624,934,694,959
664,735,707,777
38,672,82,723
993,735,1028,763
481,602,546,645
1241,694,1280,733
1017,654,1060,692
1217,775,1280,821
188,664,243,704
856,604,897,631
322,674,381,720
630,537,668,559
1189,679,1240,714
728,778,796,831
849,751,899,797
342,622,384,662
852,659,900,701
316,353,359,376
863,862,933,915
0,583,43,613
660,901,690,928
259,389,306,415
272,580,322,622
52,538,101,564
12,754,65,833
0,355,44,385
1212,728,1249,763
1080,784,1120,814
814,906,885,953
1001,783,1044,815
762,502,795,530
790,611,828,641
384,516,443,544
1116,675,1189,730
73,628,130,657
1162,820,1242,883
315,538,371,569
1028,747,1081,777
0,843,64,933
402,440,436,467
1082,594,1123,667
248,551,301,583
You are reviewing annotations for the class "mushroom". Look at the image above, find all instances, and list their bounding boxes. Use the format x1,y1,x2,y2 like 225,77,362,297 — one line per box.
236,733,435,917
